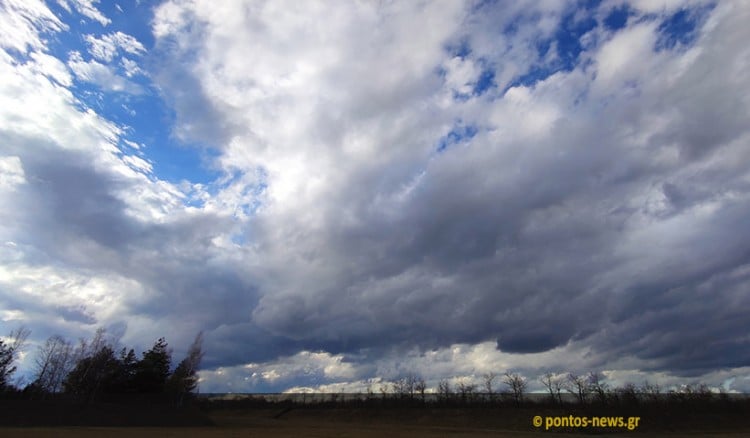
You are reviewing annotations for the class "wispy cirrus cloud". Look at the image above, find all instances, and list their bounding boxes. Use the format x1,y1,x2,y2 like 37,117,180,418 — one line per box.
85,31,145,62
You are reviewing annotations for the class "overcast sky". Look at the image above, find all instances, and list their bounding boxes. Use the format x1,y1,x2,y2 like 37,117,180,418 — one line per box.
1,0,750,394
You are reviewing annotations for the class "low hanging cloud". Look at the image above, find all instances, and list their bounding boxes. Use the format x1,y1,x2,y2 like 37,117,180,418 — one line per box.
1,0,750,393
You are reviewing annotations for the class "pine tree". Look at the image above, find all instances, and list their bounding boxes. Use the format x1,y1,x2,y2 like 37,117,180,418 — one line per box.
0,327,30,390
134,338,171,393
0,340,17,390
63,345,119,402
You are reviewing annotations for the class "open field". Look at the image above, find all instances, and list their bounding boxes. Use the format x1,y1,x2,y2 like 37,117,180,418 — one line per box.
4,427,750,438
3,426,750,437
3,405,750,437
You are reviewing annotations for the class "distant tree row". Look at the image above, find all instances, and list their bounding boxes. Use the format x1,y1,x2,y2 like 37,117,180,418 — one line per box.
367,370,729,407
1,326,204,405
366,372,528,405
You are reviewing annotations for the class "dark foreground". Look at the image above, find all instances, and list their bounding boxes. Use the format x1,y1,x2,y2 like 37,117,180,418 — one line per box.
2,398,750,437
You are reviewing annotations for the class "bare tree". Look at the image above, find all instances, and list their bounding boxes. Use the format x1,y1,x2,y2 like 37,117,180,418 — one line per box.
457,379,477,404
387,373,421,401
11,327,30,349
567,373,590,404
405,374,417,400
437,379,452,402
672,383,713,403
588,371,609,404
552,376,565,403
379,382,389,401
616,382,639,405
33,335,74,394
391,377,408,399
483,372,497,402
87,327,108,357
503,372,527,406
414,376,427,403
167,332,204,405
66,327,109,374
540,372,559,404
641,380,661,403
61,327,123,403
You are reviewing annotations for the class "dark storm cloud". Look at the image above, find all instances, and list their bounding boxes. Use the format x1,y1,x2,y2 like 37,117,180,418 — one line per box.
55,305,97,325
1,134,267,358
14,145,142,253
233,1,750,377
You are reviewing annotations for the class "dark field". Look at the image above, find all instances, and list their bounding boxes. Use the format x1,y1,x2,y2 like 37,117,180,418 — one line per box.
2,397,750,437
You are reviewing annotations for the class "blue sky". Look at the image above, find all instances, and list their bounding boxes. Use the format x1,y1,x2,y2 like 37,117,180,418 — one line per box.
2,0,750,394
38,0,216,185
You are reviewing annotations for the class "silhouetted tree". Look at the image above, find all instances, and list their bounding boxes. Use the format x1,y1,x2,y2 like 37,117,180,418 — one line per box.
390,373,421,401
671,383,713,403
60,327,136,401
134,338,171,393
457,379,477,404
615,382,639,406
0,327,30,390
567,373,590,404
641,380,662,403
405,374,418,400
483,372,497,402
437,379,452,403
391,377,409,399
34,328,206,402
32,335,74,394
109,348,138,393
414,376,427,403
588,371,609,404
63,344,120,402
0,342,17,390
540,372,558,404
379,382,389,401
503,372,527,406
166,332,203,405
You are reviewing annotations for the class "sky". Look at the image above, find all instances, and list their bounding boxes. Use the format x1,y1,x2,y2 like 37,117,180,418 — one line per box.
1,0,750,394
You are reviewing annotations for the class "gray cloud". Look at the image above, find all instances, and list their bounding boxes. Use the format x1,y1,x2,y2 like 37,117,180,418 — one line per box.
145,0,750,382
2,0,750,392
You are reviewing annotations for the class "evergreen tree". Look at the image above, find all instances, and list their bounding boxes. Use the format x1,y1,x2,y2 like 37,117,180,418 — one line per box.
109,348,138,393
133,338,171,393
0,340,17,390
0,327,30,390
63,345,120,401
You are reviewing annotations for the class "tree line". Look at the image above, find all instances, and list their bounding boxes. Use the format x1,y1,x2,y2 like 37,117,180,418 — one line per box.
0,326,203,405
359,370,729,407
3,325,739,408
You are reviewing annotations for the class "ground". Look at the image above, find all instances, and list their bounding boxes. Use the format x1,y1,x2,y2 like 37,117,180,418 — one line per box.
2,405,750,437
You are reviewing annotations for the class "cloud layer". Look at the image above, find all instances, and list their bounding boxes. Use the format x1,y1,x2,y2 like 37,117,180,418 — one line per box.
2,0,750,392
